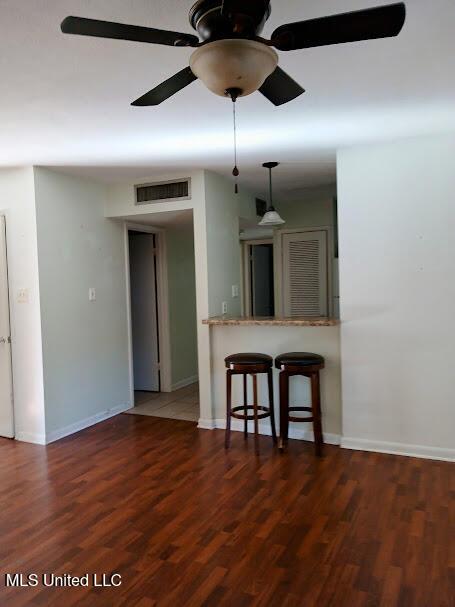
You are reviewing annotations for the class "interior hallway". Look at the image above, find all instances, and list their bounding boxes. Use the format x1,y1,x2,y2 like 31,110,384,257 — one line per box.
0,415,452,607
127,383,199,422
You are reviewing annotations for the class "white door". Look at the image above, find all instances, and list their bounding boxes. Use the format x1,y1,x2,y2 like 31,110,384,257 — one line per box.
0,216,14,437
129,232,160,392
283,230,328,317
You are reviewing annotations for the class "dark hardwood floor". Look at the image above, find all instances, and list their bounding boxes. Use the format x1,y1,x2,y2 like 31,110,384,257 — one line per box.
0,414,453,606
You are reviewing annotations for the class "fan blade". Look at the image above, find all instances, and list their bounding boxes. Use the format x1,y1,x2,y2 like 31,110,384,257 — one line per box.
271,3,406,51
61,16,199,47
131,67,197,106
259,67,305,106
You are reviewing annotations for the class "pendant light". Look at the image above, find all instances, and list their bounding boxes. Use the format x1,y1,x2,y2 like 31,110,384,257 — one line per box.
259,162,285,226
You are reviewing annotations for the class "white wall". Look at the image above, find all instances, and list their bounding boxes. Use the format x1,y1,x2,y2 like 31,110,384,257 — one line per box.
204,171,256,317
338,134,455,461
0,168,46,443
34,168,130,439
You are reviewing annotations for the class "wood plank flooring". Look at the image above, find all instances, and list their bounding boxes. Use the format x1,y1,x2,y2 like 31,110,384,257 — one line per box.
0,414,453,606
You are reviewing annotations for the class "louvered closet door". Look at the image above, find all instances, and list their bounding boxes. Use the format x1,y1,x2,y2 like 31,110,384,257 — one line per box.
283,230,328,317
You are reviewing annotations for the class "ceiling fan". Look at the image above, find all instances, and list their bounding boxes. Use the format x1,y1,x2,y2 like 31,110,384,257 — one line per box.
61,0,406,107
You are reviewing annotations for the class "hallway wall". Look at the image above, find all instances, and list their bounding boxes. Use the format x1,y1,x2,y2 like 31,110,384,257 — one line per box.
34,168,130,439
166,222,198,389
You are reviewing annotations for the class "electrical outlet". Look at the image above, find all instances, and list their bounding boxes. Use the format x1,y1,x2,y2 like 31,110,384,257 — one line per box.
89,288,96,302
232,285,239,298
222,301,228,315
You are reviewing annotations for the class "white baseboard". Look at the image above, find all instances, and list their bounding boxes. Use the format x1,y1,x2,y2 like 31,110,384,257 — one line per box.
171,375,198,392
198,417,340,445
198,418,218,430
15,431,47,445
341,437,455,463
45,403,131,444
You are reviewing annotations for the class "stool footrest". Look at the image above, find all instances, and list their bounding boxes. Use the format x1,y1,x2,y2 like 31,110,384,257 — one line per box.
230,405,271,421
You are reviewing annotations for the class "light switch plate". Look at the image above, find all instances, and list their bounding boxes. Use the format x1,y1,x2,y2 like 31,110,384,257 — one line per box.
17,288,29,304
222,301,228,315
89,288,96,302
232,285,239,298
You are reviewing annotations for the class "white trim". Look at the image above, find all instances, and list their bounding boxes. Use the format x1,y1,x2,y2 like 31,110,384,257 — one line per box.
45,403,131,444
201,417,340,445
0,214,14,439
15,431,46,445
197,418,217,430
155,231,172,393
171,374,198,391
124,223,172,402
341,437,455,463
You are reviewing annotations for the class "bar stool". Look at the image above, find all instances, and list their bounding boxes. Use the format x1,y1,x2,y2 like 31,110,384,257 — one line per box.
276,352,325,456
225,353,277,455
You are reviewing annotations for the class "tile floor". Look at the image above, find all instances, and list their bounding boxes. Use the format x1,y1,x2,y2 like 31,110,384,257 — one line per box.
126,383,199,422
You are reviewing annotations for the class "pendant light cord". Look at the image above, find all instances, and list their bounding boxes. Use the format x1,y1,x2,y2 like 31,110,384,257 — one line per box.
268,166,273,209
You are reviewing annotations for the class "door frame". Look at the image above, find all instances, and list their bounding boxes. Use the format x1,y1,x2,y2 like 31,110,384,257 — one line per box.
124,223,172,407
241,239,274,316
0,213,14,438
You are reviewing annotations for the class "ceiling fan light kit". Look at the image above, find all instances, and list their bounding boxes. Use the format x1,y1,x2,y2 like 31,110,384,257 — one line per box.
189,39,278,98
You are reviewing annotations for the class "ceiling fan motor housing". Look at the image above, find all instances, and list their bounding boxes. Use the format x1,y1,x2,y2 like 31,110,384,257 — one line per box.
189,0,271,41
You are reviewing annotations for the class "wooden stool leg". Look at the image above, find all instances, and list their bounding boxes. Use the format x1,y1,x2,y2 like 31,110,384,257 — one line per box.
267,368,277,444
243,374,248,439
311,371,324,457
279,371,289,451
225,370,232,450
252,374,260,455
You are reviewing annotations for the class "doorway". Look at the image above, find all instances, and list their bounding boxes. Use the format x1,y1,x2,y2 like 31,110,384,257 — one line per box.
0,216,14,438
243,240,275,316
125,212,199,423
128,231,160,394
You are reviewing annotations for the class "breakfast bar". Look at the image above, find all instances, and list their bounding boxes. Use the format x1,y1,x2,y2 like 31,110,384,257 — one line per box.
203,316,342,443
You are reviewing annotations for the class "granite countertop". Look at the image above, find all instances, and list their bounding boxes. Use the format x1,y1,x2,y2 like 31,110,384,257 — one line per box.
202,316,340,327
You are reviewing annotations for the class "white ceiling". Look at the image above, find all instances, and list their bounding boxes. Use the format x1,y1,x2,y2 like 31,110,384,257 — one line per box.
1,0,454,198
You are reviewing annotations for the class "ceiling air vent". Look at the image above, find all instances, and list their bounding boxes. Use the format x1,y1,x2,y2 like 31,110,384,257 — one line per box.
135,178,191,205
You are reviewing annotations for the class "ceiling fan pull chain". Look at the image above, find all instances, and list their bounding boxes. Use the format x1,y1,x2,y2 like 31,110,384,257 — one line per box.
227,88,241,194
232,97,239,193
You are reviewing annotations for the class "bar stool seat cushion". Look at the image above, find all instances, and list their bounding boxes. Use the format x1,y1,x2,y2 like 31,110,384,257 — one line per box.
225,353,273,367
275,352,324,369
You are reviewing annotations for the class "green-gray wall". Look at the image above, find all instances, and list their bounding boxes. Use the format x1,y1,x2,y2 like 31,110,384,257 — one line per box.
166,223,198,387
204,171,256,317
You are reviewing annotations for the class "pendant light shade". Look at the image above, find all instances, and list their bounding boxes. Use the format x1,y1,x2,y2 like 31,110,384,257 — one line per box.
258,162,285,227
259,209,285,226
